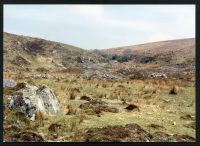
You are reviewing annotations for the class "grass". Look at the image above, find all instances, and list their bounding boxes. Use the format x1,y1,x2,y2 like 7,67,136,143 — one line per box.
3,69,196,141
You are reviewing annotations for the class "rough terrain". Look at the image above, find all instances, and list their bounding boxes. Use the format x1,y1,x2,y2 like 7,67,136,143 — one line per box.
3,32,195,142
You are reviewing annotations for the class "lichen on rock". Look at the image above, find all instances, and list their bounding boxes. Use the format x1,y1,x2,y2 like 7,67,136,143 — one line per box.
8,83,60,121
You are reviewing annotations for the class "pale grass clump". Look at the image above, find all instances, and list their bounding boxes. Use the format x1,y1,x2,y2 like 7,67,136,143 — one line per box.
68,87,80,100
107,93,117,100
69,91,76,100
36,111,46,126
101,83,107,88
70,121,77,131
142,85,157,95
60,85,66,91
77,112,87,124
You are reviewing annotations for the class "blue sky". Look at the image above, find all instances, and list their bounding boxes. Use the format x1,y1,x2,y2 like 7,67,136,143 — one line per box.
4,5,195,49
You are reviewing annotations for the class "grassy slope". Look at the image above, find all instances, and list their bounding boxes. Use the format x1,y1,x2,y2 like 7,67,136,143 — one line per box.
102,38,195,65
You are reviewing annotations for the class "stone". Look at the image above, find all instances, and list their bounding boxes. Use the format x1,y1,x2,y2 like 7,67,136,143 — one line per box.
8,83,60,121
148,73,167,78
3,79,16,88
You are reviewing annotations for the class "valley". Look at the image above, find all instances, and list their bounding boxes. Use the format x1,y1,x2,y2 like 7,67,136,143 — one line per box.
3,32,196,142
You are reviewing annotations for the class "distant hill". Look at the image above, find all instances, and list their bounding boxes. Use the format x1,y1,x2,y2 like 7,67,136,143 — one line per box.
4,32,195,71
3,32,102,70
101,38,195,65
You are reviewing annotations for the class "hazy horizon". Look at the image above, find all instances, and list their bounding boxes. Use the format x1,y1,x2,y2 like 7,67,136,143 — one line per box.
4,5,195,49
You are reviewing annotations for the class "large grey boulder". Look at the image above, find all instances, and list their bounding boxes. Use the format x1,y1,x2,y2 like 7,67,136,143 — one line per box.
3,79,16,88
8,83,60,121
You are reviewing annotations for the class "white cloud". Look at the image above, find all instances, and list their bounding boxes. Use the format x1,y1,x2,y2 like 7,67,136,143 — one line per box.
148,33,174,42
65,5,104,14
108,19,158,32
64,5,104,20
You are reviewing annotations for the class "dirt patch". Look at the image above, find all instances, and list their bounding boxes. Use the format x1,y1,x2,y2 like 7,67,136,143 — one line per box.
148,124,165,130
4,127,45,142
70,123,150,142
125,104,140,111
12,131,44,142
184,122,196,130
48,123,63,132
80,96,92,101
79,99,119,115
180,114,195,121
172,134,195,142
69,123,195,142
36,67,49,73
169,85,178,95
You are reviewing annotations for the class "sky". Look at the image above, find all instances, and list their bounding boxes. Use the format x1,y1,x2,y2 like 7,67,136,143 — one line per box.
4,5,195,49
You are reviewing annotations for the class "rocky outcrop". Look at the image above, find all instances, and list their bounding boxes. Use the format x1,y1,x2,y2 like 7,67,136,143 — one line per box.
8,83,60,121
